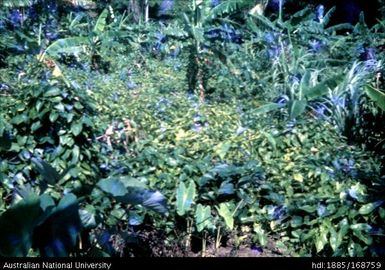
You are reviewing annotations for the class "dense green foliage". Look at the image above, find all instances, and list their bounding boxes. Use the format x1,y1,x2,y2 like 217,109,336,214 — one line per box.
0,0,384,257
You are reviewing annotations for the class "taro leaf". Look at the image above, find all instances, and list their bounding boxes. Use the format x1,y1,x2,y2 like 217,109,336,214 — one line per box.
253,103,281,115
218,182,234,196
32,193,81,257
288,100,307,120
176,181,196,216
128,211,144,226
39,194,56,222
0,130,12,151
142,191,168,215
0,196,41,257
195,204,212,232
358,201,383,215
97,177,168,215
216,203,234,230
79,205,96,229
97,177,126,197
31,157,60,185
365,85,385,111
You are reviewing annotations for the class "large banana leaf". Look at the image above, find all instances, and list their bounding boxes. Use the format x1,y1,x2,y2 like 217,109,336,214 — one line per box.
43,37,89,58
365,85,385,111
93,9,109,34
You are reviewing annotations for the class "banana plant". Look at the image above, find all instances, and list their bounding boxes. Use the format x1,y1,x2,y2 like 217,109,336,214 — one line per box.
39,8,111,71
365,84,385,112
166,0,249,101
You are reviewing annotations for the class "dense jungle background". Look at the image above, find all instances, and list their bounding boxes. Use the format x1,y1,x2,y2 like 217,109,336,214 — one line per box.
1,0,385,257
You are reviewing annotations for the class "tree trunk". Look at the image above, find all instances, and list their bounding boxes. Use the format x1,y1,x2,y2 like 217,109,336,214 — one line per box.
128,0,142,23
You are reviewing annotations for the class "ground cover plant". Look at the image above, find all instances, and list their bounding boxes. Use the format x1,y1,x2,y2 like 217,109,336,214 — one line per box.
0,0,385,257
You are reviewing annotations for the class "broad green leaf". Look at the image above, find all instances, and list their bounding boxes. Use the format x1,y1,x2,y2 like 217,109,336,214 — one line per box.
352,229,372,245
44,37,88,58
97,178,127,197
304,74,344,100
142,191,168,215
31,121,42,132
254,103,281,115
195,204,211,232
261,131,276,151
218,182,234,195
49,111,59,122
350,223,372,231
298,205,317,213
176,181,196,216
216,203,234,230
253,224,268,246
31,157,60,185
293,173,304,182
72,145,80,164
215,142,232,160
98,177,167,214
44,88,61,97
358,201,383,215
315,226,328,253
0,196,41,257
329,226,340,252
365,85,385,111
94,9,109,34
33,193,81,257
290,216,303,228
288,100,307,120
71,121,83,136
79,205,96,229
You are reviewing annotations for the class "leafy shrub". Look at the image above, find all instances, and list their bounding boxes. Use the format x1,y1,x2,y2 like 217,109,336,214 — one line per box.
1,60,100,198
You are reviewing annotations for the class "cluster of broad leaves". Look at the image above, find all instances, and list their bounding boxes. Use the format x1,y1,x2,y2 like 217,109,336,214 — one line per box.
0,0,385,257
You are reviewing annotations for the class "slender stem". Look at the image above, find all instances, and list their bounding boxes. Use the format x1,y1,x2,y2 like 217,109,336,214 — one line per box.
216,226,221,250
278,0,283,22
